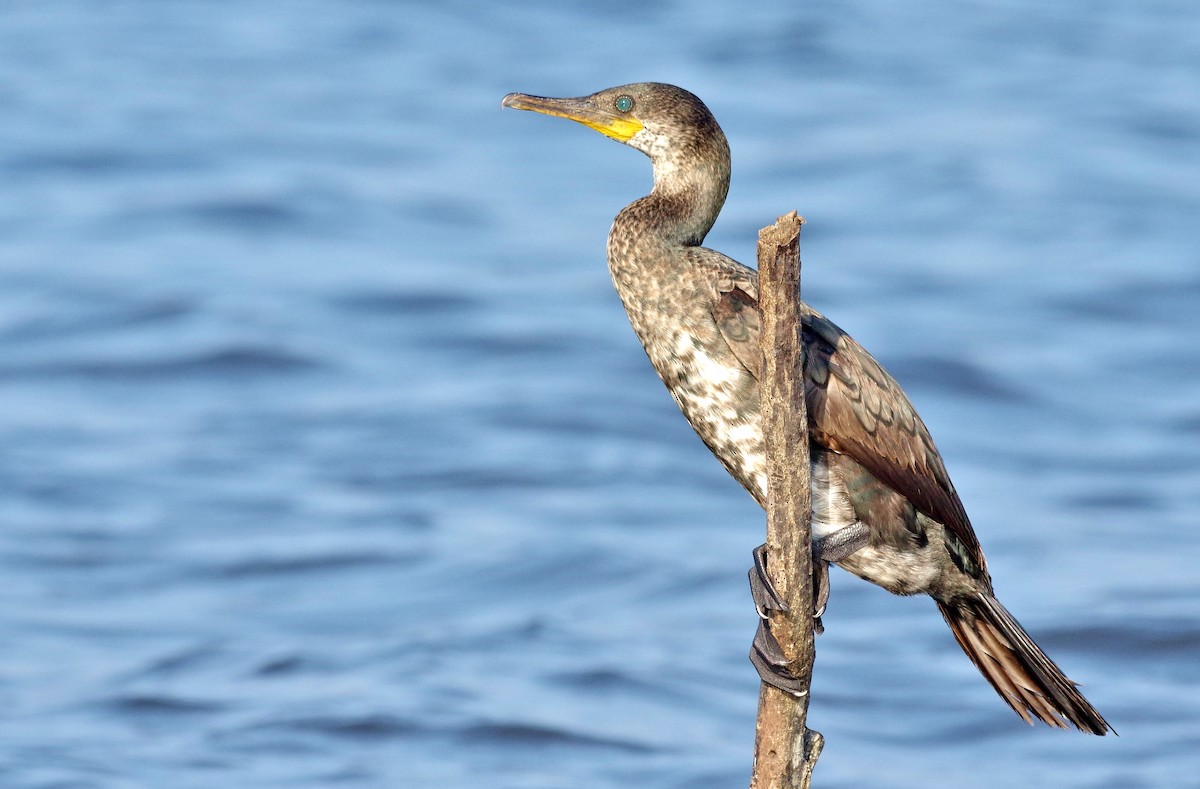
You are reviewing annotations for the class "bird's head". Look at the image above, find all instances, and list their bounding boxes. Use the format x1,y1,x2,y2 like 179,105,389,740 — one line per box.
502,83,728,176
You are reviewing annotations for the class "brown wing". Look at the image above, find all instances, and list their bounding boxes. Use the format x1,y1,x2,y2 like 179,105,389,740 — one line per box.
711,271,986,579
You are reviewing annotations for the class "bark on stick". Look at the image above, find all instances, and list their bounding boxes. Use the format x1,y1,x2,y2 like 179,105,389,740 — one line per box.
749,212,823,789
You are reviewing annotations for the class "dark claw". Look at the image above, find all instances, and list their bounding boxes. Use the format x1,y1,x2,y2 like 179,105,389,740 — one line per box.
749,543,788,617
750,542,830,626
750,626,809,697
813,560,830,620
752,619,789,667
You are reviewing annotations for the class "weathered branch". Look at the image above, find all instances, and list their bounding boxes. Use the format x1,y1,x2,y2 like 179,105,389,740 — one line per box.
749,212,822,789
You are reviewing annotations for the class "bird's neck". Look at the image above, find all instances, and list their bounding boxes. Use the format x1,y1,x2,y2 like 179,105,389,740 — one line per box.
605,148,730,347
618,148,730,245
607,145,730,282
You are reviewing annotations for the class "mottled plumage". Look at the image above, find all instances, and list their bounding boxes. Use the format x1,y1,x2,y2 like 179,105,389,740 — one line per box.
503,82,1109,734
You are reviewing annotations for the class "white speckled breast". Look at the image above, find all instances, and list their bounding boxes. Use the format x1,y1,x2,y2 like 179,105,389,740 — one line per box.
647,332,859,545
638,326,864,546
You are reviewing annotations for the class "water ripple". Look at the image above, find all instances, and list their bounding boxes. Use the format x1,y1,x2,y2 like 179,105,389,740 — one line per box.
0,298,193,342
216,551,414,579
0,347,324,381
105,694,226,716
265,714,422,741
459,722,657,753
889,355,1031,402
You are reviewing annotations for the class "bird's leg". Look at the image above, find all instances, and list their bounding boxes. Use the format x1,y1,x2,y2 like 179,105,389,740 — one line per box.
810,522,871,618
749,523,870,622
813,522,871,564
748,523,871,695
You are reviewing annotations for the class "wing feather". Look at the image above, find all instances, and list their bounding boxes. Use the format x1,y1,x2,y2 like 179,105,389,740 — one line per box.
710,267,986,578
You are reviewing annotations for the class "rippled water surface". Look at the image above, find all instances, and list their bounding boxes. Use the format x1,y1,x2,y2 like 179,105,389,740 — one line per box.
2,2,1198,787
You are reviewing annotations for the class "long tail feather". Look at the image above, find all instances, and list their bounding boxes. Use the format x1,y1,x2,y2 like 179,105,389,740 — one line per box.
938,595,1111,735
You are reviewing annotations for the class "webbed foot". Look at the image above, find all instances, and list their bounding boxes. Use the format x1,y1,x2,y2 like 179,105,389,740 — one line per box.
748,543,820,696
750,619,809,696
747,525,871,694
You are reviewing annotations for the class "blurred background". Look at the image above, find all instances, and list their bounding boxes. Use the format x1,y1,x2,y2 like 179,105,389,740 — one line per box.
1,1,1197,787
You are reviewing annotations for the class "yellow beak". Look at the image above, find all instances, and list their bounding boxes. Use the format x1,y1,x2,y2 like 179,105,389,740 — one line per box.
502,92,644,143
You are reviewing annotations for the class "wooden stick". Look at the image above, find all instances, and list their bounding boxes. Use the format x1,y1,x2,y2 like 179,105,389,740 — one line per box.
749,212,823,789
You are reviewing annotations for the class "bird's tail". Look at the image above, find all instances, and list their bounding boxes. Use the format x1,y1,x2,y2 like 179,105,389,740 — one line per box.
937,595,1111,734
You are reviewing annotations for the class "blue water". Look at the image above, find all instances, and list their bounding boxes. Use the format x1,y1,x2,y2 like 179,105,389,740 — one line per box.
1,2,1197,787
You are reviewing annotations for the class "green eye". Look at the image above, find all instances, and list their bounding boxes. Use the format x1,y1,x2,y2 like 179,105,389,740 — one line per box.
615,95,633,113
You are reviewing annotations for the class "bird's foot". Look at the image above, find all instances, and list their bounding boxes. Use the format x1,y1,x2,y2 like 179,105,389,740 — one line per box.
749,542,788,617
750,542,828,634
750,619,808,696
750,523,870,627
748,525,872,694
747,542,822,696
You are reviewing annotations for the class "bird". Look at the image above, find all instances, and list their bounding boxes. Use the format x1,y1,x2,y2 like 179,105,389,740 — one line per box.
501,82,1109,734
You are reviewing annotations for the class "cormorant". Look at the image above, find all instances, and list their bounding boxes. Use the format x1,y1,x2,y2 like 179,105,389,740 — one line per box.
502,82,1109,734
